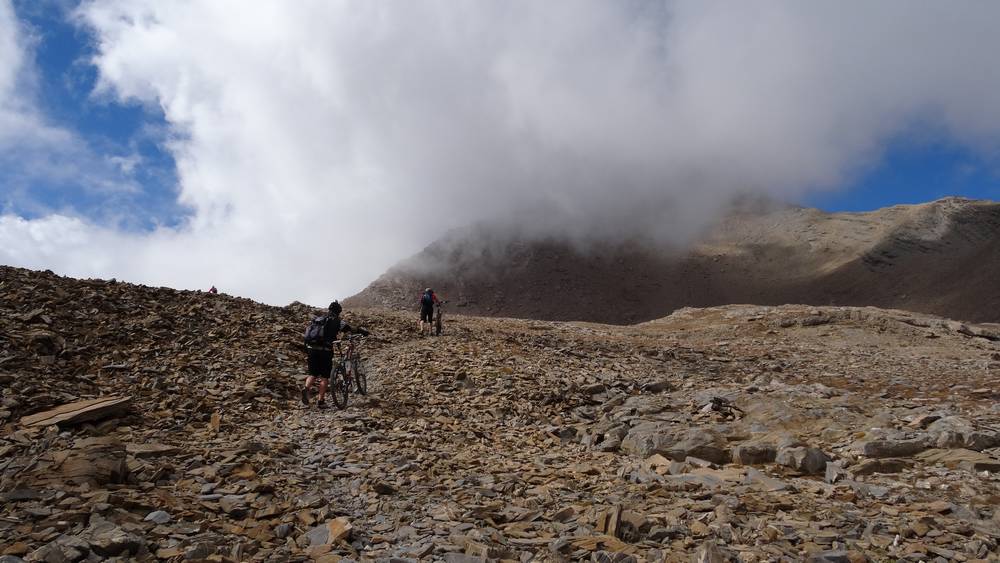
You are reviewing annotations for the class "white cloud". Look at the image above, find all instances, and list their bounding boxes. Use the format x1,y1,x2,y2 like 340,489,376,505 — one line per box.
4,1,1000,305
0,0,142,223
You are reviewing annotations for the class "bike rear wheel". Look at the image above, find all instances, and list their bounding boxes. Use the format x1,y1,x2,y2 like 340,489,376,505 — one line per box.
329,365,349,408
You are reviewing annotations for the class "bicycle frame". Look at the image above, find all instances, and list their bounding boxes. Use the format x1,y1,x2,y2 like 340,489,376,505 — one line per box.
334,335,365,383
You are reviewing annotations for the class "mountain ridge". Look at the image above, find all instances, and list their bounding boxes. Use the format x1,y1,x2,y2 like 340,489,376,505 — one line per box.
345,197,1000,324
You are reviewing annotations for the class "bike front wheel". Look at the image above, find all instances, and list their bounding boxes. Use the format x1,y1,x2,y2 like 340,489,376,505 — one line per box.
329,365,349,408
351,358,368,395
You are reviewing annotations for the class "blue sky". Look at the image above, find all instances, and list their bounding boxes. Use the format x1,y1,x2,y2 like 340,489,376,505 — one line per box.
805,140,1000,212
5,0,186,230
3,2,1000,305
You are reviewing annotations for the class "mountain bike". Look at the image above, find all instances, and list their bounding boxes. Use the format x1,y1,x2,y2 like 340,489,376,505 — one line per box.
327,342,352,408
435,300,448,336
344,334,368,395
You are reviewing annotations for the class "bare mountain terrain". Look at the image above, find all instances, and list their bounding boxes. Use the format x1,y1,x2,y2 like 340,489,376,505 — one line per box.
346,197,1000,324
2,265,1000,561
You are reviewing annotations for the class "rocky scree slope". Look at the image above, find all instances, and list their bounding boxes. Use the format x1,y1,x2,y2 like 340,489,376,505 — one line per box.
2,265,1000,562
346,197,1000,324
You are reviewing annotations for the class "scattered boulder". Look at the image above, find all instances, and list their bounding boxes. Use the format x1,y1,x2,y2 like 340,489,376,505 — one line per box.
621,423,677,458
667,428,731,465
776,446,829,474
927,416,1000,451
732,442,777,465
855,436,929,458
31,436,127,486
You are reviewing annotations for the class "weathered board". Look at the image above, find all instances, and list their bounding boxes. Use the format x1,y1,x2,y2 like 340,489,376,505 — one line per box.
20,396,132,427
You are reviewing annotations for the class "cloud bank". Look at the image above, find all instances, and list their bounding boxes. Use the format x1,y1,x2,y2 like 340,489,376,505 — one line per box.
3,1,1000,305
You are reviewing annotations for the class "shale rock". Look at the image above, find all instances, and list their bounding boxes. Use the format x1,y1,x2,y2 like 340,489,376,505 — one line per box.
3,266,1000,562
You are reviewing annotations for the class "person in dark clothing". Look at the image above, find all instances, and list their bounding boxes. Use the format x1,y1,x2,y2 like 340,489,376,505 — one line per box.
302,300,369,406
418,288,441,335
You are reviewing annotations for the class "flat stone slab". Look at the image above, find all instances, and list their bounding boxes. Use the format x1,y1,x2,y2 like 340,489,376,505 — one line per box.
20,396,132,427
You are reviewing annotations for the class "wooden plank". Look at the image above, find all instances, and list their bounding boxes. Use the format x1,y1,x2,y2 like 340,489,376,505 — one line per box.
20,396,132,427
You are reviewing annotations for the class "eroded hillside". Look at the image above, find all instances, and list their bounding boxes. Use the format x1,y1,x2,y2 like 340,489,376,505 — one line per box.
346,197,1000,324
2,266,1000,562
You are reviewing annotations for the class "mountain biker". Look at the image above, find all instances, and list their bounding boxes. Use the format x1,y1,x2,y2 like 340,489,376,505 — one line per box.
302,301,369,407
419,288,441,335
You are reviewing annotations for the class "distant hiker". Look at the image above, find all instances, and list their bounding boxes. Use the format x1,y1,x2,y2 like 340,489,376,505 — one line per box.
208,286,218,294
419,288,441,335
302,300,369,407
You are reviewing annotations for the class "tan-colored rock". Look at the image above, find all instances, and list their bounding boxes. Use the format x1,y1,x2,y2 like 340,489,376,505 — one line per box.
20,396,132,427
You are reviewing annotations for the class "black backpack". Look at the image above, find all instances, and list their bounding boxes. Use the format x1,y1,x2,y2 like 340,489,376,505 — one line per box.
304,315,328,346
421,292,434,307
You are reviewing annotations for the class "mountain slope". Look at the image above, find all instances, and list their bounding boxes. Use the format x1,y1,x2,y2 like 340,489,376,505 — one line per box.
346,197,1000,323
3,266,1000,560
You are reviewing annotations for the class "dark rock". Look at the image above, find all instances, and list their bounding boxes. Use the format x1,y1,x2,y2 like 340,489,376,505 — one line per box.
857,437,928,458
852,458,912,475
373,482,397,495
927,417,1000,451
274,523,294,539
1,488,43,502
807,550,867,563
183,543,216,560
732,442,777,465
667,428,731,465
82,517,146,557
776,446,829,474
825,461,849,484
642,380,674,393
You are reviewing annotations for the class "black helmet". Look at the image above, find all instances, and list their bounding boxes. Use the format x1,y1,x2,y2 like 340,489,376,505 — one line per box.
328,301,342,316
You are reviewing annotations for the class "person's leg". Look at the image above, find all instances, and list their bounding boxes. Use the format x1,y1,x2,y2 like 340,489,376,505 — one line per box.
302,375,315,404
317,378,328,402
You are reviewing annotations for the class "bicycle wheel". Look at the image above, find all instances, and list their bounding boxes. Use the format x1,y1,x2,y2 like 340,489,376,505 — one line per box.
329,365,349,408
435,311,442,336
352,358,368,395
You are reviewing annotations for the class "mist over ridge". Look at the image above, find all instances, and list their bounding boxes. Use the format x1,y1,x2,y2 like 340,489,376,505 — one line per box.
347,197,1000,324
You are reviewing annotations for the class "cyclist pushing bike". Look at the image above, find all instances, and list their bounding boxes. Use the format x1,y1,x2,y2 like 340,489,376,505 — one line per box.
302,301,369,407
418,288,443,336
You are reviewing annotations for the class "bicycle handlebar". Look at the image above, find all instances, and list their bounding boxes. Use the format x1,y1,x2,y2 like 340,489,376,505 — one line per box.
332,334,369,345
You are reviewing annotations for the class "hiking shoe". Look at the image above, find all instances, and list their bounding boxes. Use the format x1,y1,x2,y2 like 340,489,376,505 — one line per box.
317,399,326,407
301,388,310,405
